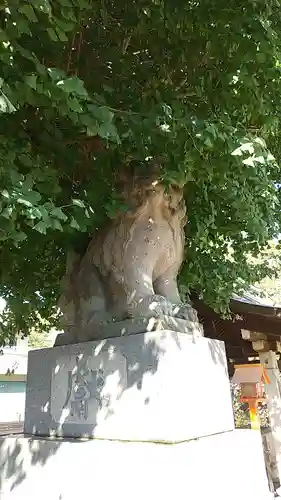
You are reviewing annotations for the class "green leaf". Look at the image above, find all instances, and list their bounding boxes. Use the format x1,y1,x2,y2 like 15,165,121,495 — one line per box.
257,52,266,63
103,84,114,93
19,4,38,22
72,199,85,208
16,191,41,205
16,19,31,35
70,217,80,230
50,207,67,221
52,218,63,231
22,175,34,191
47,28,58,41
98,122,118,140
88,104,114,123
55,27,69,42
33,0,52,15
57,77,88,97
86,124,98,136
203,136,213,148
28,206,44,219
19,154,32,167
1,207,13,219
68,97,83,113
1,190,9,199
11,231,27,242
25,75,37,90
243,158,255,167
17,197,32,207
47,68,66,81
33,221,47,234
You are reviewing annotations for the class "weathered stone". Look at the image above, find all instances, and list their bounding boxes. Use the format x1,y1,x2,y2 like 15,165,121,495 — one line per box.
24,332,234,442
0,430,272,500
54,315,203,346
58,164,202,345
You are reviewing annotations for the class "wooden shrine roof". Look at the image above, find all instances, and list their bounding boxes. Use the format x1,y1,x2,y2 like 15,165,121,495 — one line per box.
192,292,281,366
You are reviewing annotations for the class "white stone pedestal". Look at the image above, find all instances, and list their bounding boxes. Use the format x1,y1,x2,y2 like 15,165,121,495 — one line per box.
0,332,272,499
0,430,272,500
24,332,234,442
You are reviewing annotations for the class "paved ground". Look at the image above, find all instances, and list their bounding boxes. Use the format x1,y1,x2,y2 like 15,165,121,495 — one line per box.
0,421,23,435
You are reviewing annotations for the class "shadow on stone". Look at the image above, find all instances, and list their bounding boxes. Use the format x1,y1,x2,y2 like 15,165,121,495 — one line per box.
0,328,231,497
24,331,170,438
0,435,61,493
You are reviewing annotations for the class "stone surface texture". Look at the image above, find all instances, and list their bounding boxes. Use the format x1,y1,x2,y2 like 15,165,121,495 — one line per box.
58,165,202,345
0,430,272,500
54,315,203,346
24,332,234,441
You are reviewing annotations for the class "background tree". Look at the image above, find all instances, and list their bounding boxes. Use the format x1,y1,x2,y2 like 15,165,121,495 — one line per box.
27,328,52,349
0,0,281,343
252,241,281,305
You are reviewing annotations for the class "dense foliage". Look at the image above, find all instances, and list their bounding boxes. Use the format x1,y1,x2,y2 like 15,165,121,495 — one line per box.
0,0,281,342
252,242,281,305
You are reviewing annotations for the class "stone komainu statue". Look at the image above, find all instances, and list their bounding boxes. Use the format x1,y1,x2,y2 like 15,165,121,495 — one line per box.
57,164,200,344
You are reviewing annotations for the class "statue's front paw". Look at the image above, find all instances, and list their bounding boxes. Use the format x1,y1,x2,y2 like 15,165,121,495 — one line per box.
172,303,198,322
127,295,175,318
146,296,175,317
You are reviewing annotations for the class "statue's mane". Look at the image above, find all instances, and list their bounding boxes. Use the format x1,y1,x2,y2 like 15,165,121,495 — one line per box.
58,162,191,341
60,164,187,302
115,165,186,225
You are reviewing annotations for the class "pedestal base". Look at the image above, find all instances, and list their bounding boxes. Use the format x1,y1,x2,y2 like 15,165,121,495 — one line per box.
54,315,204,346
24,332,234,442
0,430,272,500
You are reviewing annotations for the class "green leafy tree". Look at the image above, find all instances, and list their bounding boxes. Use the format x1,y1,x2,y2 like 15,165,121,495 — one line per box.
0,0,281,343
27,328,52,349
252,242,281,305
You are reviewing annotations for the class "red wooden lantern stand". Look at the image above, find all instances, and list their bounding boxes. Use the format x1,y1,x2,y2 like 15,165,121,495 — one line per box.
232,363,270,430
